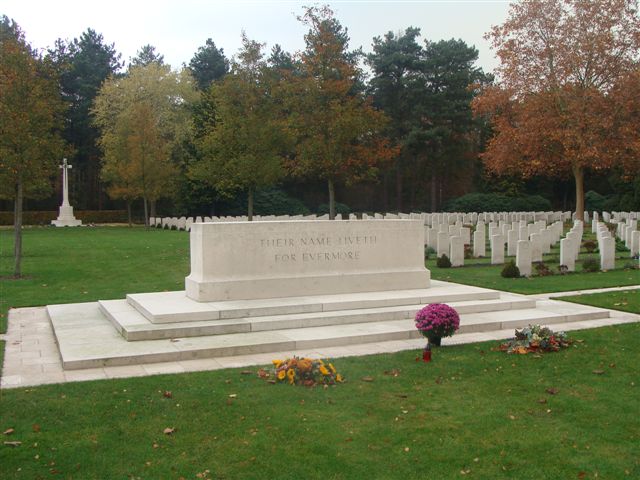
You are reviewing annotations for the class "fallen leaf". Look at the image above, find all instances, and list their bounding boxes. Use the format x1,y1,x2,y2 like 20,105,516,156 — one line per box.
578,472,586,479
163,391,173,398
592,370,605,375
384,369,400,377
404,447,410,452
361,376,374,382
257,369,269,378
3,441,22,446
509,415,516,420
267,380,276,384
170,339,180,343
228,394,237,398
3,428,15,435
240,370,253,375
395,394,408,399
538,398,547,404
163,427,176,435
609,363,615,368
32,424,40,433
546,388,559,395
152,442,159,449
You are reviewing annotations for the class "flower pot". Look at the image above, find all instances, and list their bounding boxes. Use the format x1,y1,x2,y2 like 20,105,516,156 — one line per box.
428,336,442,347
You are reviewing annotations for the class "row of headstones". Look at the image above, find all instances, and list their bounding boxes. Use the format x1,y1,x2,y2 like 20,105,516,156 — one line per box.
613,217,640,256
430,216,638,275
151,211,572,230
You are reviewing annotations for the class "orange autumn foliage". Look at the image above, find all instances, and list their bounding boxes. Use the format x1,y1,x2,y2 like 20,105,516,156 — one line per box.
473,0,640,220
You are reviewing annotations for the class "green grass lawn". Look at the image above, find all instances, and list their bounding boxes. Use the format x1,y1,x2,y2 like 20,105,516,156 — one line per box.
0,226,190,333
1,226,639,478
560,289,640,314
1,323,639,479
427,240,639,294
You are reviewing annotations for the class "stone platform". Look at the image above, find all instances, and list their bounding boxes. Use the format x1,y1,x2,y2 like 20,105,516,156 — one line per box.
45,280,613,370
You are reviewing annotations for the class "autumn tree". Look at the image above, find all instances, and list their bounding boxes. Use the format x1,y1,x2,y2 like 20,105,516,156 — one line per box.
0,17,66,276
286,5,397,219
190,34,288,220
474,0,640,220
92,63,199,226
46,29,121,209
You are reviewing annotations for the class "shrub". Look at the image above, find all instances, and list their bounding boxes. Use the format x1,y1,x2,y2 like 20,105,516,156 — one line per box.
464,244,473,259
425,246,436,259
501,260,520,278
436,254,452,268
534,261,553,276
581,256,600,272
0,210,128,225
615,238,629,252
444,193,552,213
584,190,607,213
414,303,460,340
317,202,351,216
253,188,310,216
582,240,597,253
557,264,569,275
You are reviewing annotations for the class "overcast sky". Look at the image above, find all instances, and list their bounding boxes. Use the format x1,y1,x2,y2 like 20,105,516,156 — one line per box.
3,0,511,74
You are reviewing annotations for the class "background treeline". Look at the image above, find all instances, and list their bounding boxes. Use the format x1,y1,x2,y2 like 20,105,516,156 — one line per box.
1,4,639,223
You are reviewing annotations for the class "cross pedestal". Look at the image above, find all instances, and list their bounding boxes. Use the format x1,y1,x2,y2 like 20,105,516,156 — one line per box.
52,158,82,227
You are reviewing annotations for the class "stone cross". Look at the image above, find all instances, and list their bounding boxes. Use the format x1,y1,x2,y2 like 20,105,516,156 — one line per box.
59,158,72,207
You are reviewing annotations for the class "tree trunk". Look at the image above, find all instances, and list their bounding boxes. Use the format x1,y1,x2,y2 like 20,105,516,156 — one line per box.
150,200,157,218
328,178,336,220
382,172,389,213
395,167,402,212
13,178,23,278
430,171,437,213
247,188,254,221
127,200,132,227
573,164,585,222
143,196,149,230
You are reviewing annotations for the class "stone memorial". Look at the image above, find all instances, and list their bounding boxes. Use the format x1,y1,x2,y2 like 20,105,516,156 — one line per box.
449,236,464,267
52,158,82,227
186,220,431,302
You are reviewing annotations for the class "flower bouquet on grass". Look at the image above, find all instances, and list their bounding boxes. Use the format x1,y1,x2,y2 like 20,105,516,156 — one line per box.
497,324,571,354
415,303,460,347
272,357,344,386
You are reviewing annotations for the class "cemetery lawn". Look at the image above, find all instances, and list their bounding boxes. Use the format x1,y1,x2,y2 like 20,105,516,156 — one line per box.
0,322,639,479
0,226,190,333
559,289,640,314
427,257,639,295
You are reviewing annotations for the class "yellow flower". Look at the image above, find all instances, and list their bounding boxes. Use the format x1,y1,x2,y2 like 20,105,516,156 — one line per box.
329,363,336,374
287,368,296,384
272,359,282,367
319,365,330,376
277,370,286,380
336,374,344,383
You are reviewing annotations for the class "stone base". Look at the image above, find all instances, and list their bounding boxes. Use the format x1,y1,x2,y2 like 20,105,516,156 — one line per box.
52,205,82,227
45,280,612,370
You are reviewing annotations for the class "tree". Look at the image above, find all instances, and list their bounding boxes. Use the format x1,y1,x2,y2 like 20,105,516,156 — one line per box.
188,39,228,91
368,31,488,211
46,29,122,209
92,63,199,226
0,17,66,276
474,0,640,220
129,44,165,68
190,34,288,220
367,28,424,210
285,5,397,219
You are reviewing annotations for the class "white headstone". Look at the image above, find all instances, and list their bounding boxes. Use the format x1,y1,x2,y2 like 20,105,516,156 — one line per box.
516,240,532,277
560,238,575,272
473,229,485,257
437,232,450,259
491,234,505,264
450,236,464,267
600,236,615,271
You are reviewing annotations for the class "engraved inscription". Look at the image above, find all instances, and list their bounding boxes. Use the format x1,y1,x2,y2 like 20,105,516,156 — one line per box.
260,234,377,263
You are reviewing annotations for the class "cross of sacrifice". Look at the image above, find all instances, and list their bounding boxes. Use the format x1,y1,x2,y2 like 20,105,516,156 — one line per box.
59,158,72,207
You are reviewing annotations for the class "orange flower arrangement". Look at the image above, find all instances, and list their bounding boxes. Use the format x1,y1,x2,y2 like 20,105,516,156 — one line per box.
272,356,344,386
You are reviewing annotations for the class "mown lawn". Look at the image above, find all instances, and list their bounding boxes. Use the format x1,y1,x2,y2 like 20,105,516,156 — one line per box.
1,225,639,479
1,323,639,479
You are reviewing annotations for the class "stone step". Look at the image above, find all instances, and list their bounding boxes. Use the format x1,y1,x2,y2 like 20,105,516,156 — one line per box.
100,295,537,341
48,299,610,370
125,280,500,324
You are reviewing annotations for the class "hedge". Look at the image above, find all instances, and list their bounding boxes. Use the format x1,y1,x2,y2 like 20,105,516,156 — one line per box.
444,193,552,213
0,210,128,226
